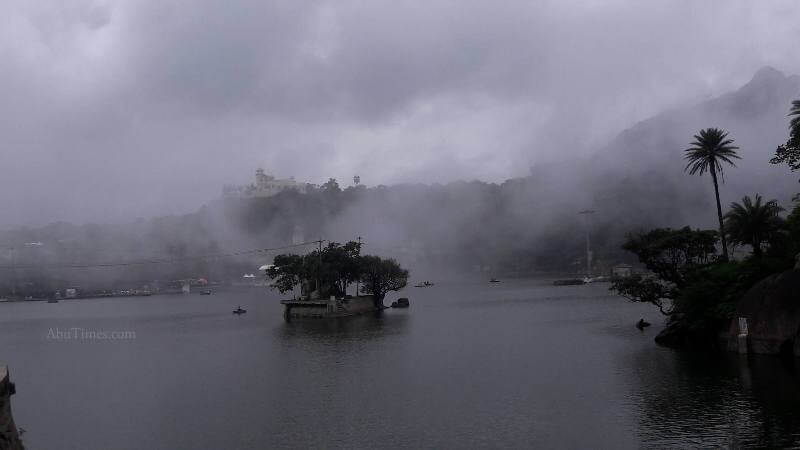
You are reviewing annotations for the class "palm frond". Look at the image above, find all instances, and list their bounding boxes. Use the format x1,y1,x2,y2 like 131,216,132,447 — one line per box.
790,99,800,130
683,128,740,178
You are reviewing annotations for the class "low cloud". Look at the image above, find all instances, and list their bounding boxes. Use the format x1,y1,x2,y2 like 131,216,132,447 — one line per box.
1,0,799,225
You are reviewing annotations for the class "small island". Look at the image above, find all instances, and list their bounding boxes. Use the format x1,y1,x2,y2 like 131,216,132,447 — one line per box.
266,241,409,320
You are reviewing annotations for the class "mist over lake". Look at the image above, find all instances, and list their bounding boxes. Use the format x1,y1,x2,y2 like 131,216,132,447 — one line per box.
2,1,800,449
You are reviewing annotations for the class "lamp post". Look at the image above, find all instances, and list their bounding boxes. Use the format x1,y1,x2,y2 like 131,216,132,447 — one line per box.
578,210,595,278
356,236,362,297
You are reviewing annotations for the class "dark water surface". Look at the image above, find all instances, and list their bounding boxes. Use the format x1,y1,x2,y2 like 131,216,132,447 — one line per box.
1,280,799,449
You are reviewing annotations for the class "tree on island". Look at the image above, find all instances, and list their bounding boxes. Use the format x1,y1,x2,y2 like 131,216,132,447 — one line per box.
684,128,741,261
320,241,363,296
267,241,363,298
358,255,409,307
266,241,408,305
769,98,800,179
724,194,785,258
267,253,309,295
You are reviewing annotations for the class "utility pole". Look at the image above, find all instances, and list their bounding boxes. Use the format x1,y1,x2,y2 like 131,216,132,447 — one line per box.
356,236,362,297
578,210,595,278
317,239,323,299
10,247,16,298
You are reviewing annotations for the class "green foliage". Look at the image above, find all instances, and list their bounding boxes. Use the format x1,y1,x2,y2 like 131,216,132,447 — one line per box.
266,242,410,304
613,230,793,334
267,241,363,298
319,241,363,296
612,275,676,315
266,254,307,294
611,227,717,315
782,197,800,256
792,99,800,131
621,227,718,285
723,194,785,257
358,255,409,305
684,127,740,261
770,99,800,179
684,128,741,178
676,256,793,326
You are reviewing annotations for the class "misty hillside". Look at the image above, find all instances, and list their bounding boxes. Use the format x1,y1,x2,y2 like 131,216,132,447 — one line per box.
1,67,798,293
588,66,800,225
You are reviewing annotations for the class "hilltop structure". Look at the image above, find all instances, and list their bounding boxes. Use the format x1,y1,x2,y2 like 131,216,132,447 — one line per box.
223,168,309,199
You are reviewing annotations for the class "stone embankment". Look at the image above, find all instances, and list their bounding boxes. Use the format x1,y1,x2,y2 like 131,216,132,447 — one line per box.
281,295,378,319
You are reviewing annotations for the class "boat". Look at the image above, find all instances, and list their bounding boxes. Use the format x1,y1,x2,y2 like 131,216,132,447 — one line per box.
47,299,59,303
232,306,247,315
489,278,501,283
391,298,410,308
414,281,434,287
636,318,651,330
200,289,212,295
581,275,612,284
553,279,586,286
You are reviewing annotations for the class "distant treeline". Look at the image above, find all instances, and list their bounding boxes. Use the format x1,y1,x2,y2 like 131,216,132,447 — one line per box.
0,171,672,296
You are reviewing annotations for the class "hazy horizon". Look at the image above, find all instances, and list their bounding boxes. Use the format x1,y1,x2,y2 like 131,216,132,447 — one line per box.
3,0,800,226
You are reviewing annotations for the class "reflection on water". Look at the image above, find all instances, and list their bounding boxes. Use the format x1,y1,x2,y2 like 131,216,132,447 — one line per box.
277,311,410,340
627,347,800,447
0,281,798,449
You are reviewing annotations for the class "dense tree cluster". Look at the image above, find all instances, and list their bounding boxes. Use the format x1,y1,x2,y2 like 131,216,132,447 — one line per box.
266,241,408,306
612,96,800,348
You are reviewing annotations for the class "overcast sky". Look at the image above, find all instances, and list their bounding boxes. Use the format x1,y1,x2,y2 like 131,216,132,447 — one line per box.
2,0,799,225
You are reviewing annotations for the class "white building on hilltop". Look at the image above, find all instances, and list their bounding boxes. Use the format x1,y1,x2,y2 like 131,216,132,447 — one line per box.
223,168,310,198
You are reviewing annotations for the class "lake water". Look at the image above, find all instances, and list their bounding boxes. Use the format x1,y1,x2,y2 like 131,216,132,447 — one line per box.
1,279,799,449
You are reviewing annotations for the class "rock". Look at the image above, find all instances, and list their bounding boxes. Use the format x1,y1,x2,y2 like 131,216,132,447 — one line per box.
0,367,23,450
391,298,410,308
654,319,709,349
726,269,800,356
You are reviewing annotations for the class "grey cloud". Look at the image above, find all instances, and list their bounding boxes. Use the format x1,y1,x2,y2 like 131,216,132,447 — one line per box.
1,0,799,226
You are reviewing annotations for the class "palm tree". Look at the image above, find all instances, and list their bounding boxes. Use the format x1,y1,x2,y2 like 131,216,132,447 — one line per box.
790,99,800,134
724,194,784,258
684,128,741,260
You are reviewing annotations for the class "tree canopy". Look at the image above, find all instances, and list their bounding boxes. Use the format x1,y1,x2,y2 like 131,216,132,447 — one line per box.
266,241,408,305
770,99,800,179
724,194,785,257
358,255,409,306
611,227,718,315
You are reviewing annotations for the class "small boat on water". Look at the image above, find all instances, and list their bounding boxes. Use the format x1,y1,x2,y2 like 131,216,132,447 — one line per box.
553,279,586,286
47,299,59,303
489,278,501,283
200,289,212,295
636,318,651,330
232,306,247,315
414,281,434,287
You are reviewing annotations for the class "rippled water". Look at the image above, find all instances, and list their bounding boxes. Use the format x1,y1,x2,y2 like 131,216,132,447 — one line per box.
1,279,798,449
